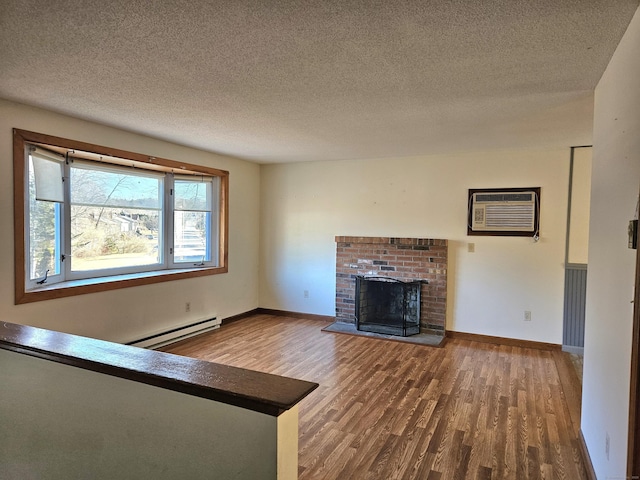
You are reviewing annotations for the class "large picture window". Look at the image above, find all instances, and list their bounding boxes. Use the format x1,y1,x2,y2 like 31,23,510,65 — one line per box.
14,129,228,304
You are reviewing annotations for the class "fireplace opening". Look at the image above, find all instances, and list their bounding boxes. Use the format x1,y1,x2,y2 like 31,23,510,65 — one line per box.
355,276,422,337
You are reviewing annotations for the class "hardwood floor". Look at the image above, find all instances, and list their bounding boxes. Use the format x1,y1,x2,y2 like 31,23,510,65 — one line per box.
163,314,588,480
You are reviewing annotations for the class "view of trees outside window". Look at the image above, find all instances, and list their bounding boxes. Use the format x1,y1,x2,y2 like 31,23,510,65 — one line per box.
20,133,226,298
28,157,60,280
27,155,216,281
69,164,163,272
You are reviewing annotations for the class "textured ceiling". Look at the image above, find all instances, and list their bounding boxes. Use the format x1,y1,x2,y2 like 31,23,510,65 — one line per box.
1,1,638,163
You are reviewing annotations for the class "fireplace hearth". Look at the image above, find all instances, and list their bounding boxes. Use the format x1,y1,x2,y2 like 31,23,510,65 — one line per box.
355,276,422,337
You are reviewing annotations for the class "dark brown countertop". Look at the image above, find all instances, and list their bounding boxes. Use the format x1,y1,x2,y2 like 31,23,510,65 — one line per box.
0,321,318,416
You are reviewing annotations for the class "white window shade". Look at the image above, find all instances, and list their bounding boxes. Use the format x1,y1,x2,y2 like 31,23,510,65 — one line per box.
31,147,64,203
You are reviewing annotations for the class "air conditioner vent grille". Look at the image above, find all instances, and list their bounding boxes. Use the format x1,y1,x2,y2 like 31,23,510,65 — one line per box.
475,193,534,202
485,205,534,228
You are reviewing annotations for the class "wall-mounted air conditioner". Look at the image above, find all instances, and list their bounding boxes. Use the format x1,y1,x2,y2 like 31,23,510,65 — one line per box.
468,188,540,236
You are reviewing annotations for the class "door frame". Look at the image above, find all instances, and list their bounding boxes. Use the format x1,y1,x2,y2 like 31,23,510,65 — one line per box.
629,235,640,477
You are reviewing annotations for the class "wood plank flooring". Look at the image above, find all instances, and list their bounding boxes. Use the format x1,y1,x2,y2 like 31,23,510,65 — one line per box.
163,314,588,480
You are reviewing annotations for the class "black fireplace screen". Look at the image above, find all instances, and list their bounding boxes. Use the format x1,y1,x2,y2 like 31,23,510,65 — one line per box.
355,276,421,337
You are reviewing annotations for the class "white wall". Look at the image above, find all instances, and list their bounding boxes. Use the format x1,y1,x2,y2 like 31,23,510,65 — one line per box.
260,148,571,344
0,99,260,342
582,6,640,479
0,348,282,479
567,147,592,264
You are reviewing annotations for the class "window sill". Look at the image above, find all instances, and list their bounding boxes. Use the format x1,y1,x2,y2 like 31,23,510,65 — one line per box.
17,266,227,305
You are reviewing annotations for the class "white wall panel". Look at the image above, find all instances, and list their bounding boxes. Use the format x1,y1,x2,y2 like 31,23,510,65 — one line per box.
260,148,571,344
582,6,640,478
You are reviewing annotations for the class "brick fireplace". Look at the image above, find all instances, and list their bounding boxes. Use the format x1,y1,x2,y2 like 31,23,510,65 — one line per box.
335,236,447,334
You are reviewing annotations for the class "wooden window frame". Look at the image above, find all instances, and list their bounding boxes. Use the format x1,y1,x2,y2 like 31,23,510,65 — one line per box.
13,129,229,305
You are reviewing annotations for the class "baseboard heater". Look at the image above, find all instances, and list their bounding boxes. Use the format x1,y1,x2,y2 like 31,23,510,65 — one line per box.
126,317,221,349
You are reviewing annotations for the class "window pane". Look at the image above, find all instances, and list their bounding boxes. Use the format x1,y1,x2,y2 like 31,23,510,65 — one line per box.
28,158,61,280
70,163,163,272
173,178,212,264
174,179,212,211
71,163,162,210
174,211,210,263
70,206,161,271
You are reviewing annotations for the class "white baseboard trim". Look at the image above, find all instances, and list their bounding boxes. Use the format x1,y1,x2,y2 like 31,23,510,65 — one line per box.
127,317,221,349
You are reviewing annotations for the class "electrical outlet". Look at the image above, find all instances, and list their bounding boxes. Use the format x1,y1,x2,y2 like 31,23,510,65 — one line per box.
468,243,475,253
304,290,309,298
605,432,610,460
524,311,532,321
185,302,191,313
